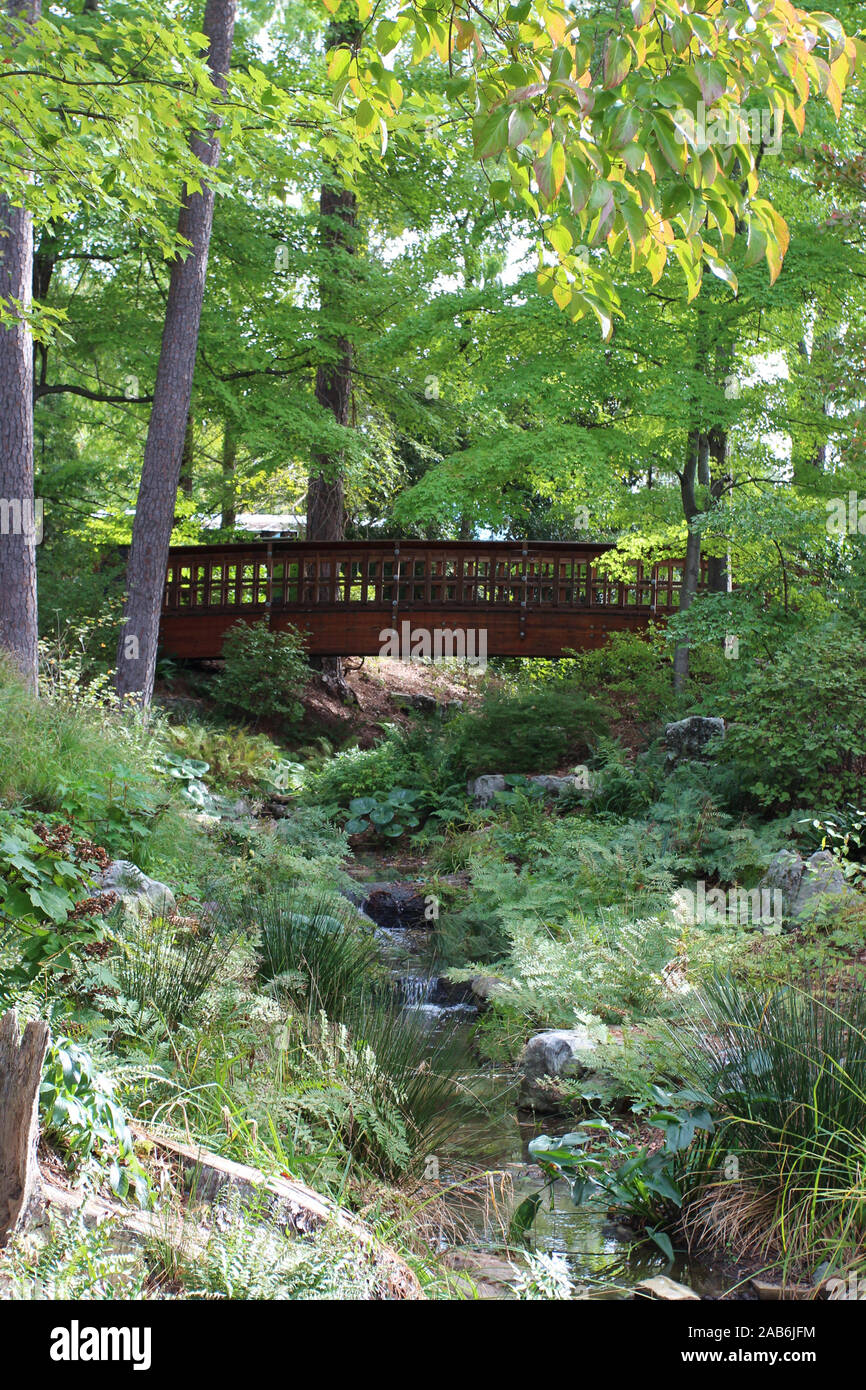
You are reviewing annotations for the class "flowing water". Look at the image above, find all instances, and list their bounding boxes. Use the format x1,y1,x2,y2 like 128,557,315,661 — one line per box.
360,881,729,1299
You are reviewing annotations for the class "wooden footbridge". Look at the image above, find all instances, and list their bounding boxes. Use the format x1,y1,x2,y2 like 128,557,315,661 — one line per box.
160,539,699,660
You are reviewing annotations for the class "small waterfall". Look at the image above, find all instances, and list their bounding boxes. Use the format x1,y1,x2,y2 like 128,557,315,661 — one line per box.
398,973,436,1008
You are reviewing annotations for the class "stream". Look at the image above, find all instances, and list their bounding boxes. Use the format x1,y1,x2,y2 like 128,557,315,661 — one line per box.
356,875,731,1300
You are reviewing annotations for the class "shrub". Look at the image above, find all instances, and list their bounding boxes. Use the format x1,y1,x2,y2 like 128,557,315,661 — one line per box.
707,621,866,810
447,683,606,777
213,622,308,724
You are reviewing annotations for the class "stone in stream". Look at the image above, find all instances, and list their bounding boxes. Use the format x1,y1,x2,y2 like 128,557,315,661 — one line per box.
362,883,434,931
519,1026,604,1112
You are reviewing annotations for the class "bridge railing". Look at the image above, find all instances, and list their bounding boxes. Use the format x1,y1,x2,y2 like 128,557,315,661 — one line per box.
164,540,703,618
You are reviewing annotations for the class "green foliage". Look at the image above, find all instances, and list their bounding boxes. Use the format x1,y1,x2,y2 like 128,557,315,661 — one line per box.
0,1210,148,1300
213,622,308,725
800,805,866,890
40,1038,152,1206
304,728,422,809
527,1086,713,1252
232,887,378,1020
0,659,173,859
447,683,606,777
706,622,866,811
0,813,108,989
511,1251,576,1300
344,788,424,840
112,911,235,1032
278,1003,476,1182
184,1187,375,1301
164,723,300,793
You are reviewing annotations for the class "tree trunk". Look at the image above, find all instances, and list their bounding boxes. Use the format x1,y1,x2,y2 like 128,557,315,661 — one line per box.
307,160,357,702
0,0,41,692
178,413,194,499
672,430,702,693
220,418,237,528
0,1010,50,1247
706,425,731,593
115,0,236,707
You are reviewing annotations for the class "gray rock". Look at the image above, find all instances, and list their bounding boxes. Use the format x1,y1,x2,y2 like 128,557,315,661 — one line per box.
792,850,856,920
469,772,590,804
664,715,725,763
527,774,579,797
761,848,857,922
100,860,177,917
761,848,806,906
469,774,507,804
392,691,440,715
519,1027,601,1112
470,974,509,1006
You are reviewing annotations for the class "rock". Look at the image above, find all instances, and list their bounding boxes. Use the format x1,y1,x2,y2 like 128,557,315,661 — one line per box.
392,691,440,715
760,848,858,922
527,775,582,797
760,848,806,906
429,977,475,1007
469,772,589,805
635,1275,700,1301
470,975,509,1007
468,774,507,805
99,860,177,917
362,883,433,931
791,850,857,920
664,715,725,764
519,1026,603,1112
442,1249,520,1299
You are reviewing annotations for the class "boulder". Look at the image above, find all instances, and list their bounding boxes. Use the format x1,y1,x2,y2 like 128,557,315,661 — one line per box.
362,883,432,931
392,691,440,715
470,974,510,1007
760,848,857,922
527,775,582,797
519,1026,602,1112
664,715,725,764
469,773,589,805
99,860,176,917
468,774,507,805
793,851,857,919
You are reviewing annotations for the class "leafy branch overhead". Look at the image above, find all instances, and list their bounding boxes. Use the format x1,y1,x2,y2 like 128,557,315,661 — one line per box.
326,0,859,335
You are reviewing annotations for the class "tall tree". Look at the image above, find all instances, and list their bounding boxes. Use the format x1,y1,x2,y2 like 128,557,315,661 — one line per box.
306,16,361,700
115,0,237,706
0,0,41,690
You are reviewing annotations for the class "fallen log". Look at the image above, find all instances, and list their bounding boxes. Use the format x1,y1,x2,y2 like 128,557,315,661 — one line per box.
130,1125,423,1299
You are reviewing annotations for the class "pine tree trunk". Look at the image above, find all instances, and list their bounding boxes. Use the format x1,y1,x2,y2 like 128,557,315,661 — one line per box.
0,0,41,692
308,172,357,702
673,431,702,693
0,1010,50,1246
115,0,236,707
221,418,237,528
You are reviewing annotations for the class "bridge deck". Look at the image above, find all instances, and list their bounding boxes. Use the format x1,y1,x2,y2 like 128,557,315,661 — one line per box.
160,540,697,659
